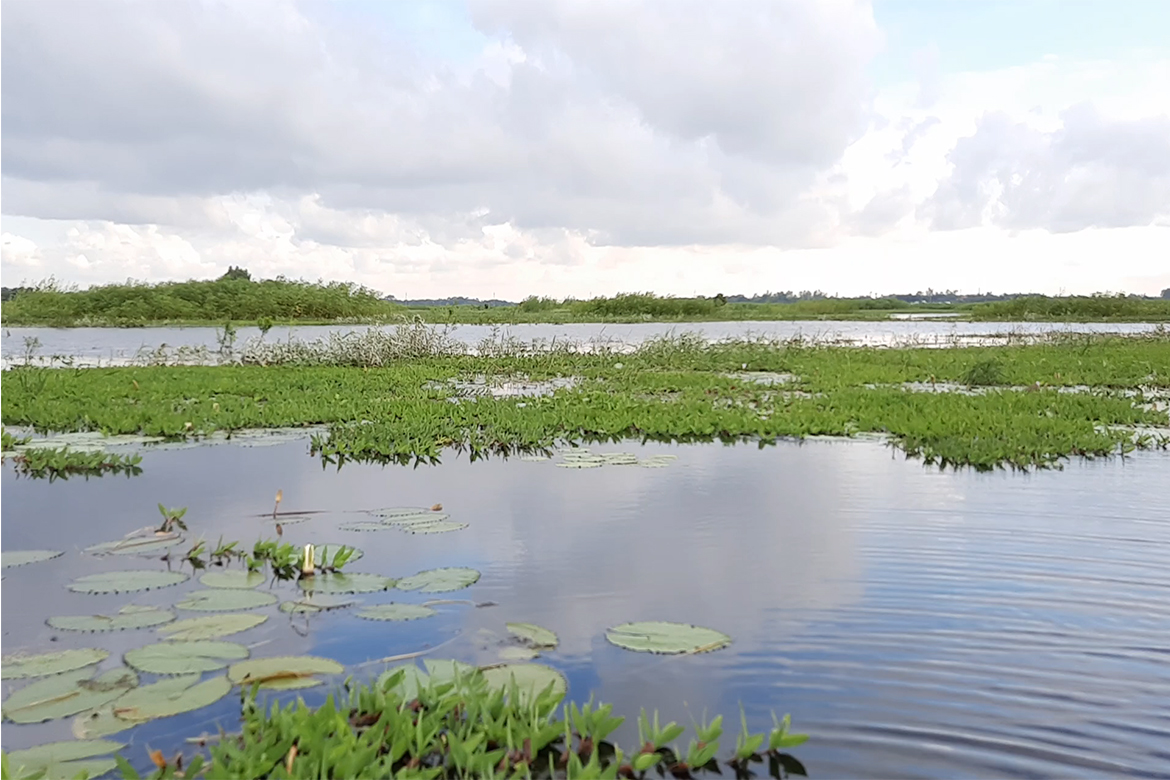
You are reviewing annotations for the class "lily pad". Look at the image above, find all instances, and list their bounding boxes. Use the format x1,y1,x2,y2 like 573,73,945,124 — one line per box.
199,570,267,589
2,667,138,724
5,739,124,780
506,622,559,649
395,567,480,593
278,594,357,613
68,570,189,594
481,663,567,702
2,550,64,569
158,613,267,641
376,660,477,699
371,507,441,523
113,675,232,722
399,520,469,535
2,648,110,680
125,641,249,675
228,656,344,690
72,705,133,740
297,572,395,594
605,621,731,654
498,647,541,661
85,533,184,556
309,544,365,567
356,604,436,622
337,521,393,532
48,605,175,633
383,512,451,528
175,589,278,612
556,461,603,469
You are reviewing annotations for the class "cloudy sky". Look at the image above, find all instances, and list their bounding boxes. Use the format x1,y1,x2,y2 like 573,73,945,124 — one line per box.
3,0,1168,299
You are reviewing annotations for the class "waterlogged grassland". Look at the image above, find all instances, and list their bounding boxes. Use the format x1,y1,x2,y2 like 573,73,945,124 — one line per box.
3,336,1168,470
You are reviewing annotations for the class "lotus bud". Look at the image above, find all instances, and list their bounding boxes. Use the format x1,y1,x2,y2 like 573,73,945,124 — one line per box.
301,544,314,577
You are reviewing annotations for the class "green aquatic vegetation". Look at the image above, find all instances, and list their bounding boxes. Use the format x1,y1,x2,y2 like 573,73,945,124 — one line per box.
157,613,267,641
2,667,139,724
199,570,266,589
971,294,1170,322
112,675,233,723
1,549,63,569
4,446,143,481
3,739,124,780
227,655,344,691
355,603,437,621
395,566,481,593
68,570,190,595
507,622,559,649
173,589,278,612
124,641,249,675
47,606,176,633
1,648,110,680
605,622,733,655
297,572,395,594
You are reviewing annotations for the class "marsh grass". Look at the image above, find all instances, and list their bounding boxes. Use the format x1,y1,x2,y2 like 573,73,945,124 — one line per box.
971,294,1170,322
3,334,1167,471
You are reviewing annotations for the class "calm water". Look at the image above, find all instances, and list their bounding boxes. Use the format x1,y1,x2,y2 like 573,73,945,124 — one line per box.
2,321,1163,366
3,438,1169,777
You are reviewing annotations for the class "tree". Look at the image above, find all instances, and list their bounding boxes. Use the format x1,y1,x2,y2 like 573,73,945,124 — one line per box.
220,266,252,282
1162,288,1170,299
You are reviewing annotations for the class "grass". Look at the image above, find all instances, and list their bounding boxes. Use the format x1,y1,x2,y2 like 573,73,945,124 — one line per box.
100,670,806,779
970,294,1170,322
3,334,1167,471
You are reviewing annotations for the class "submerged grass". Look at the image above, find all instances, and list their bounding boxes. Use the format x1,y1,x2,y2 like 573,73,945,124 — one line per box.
2,334,1168,471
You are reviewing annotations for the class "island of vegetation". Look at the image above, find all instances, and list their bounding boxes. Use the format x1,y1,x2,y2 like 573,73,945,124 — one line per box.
2,270,1169,326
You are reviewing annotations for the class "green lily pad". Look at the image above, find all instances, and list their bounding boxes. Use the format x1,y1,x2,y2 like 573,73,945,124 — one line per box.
337,521,393,532
112,675,232,723
395,567,480,593
2,648,110,680
297,573,394,594
309,544,365,567
356,604,436,622
481,663,567,702
605,621,732,654
376,660,477,699
278,595,357,613
384,513,451,528
498,646,541,661
228,656,344,690
2,550,64,569
376,664,430,700
48,605,175,633
424,659,477,684
5,739,124,780
556,461,603,469
371,507,441,523
399,520,469,535
2,667,138,724
124,641,249,675
68,570,189,594
175,589,278,612
199,570,266,589
158,613,267,641
85,533,184,556
72,705,133,740
506,622,558,649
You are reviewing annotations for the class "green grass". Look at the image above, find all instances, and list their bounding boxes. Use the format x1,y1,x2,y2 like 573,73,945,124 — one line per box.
0,277,405,326
3,335,1167,471
970,294,1170,322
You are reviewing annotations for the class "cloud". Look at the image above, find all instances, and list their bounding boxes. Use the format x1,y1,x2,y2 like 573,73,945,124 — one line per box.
924,104,1170,232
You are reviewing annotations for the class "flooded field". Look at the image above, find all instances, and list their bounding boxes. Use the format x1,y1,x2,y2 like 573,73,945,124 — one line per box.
4,436,1169,778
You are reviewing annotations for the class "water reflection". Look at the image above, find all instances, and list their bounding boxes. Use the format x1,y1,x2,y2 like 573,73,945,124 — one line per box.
2,439,1169,777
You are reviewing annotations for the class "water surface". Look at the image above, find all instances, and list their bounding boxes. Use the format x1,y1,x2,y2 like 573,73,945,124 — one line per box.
3,439,1169,777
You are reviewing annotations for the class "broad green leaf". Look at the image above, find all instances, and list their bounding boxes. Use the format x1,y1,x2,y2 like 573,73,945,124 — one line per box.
355,604,436,622
498,647,540,661
395,567,480,593
370,507,440,523
422,659,477,685
158,613,266,641
6,754,118,780
175,589,277,612
124,641,249,675
1,550,63,569
297,573,394,594
309,544,365,566
383,513,450,529
556,461,603,469
48,605,175,633
227,656,343,690
85,533,183,556
112,675,232,723
337,521,392,532
376,664,429,700
1,648,109,680
68,570,189,594
399,520,468,535
72,706,134,739
2,667,138,724
506,623,558,649
605,621,731,654
6,739,123,778
198,570,266,589
278,595,356,613
481,664,567,702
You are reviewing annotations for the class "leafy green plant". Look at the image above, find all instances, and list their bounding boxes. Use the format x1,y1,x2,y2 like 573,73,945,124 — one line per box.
6,447,143,482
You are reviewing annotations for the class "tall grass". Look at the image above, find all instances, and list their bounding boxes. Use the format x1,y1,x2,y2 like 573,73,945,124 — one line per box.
971,295,1170,322
0,277,404,326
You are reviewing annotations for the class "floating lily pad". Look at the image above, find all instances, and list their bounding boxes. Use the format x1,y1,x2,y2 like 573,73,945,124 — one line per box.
265,514,311,526
482,663,567,702
113,675,232,722
2,648,110,680
69,570,189,594
506,622,559,649
199,570,266,589
158,613,267,641
371,507,441,523
125,641,249,675
85,533,184,556
278,595,357,613
400,520,469,535
395,567,480,593
228,656,344,690
337,521,393,532
5,739,124,780
175,589,278,612
556,461,603,469
600,453,639,465
605,621,731,654
72,705,133,740
356,604,436,622
309,544,365,566
376,664,430,700
424,659,477,684
2,667,138,724
48,605,176,633
519,454,550,462
498,647,541,661
2,550,64,569
376,660,477,699
297,573,394,594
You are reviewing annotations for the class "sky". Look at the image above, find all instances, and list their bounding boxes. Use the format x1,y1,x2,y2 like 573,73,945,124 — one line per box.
2,0,1168,299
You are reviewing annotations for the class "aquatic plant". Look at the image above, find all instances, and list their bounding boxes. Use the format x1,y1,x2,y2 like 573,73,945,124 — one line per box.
3,446,143,481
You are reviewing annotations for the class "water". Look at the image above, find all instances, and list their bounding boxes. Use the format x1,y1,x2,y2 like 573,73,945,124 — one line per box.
3,320,1163,367
3,438,1169,777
